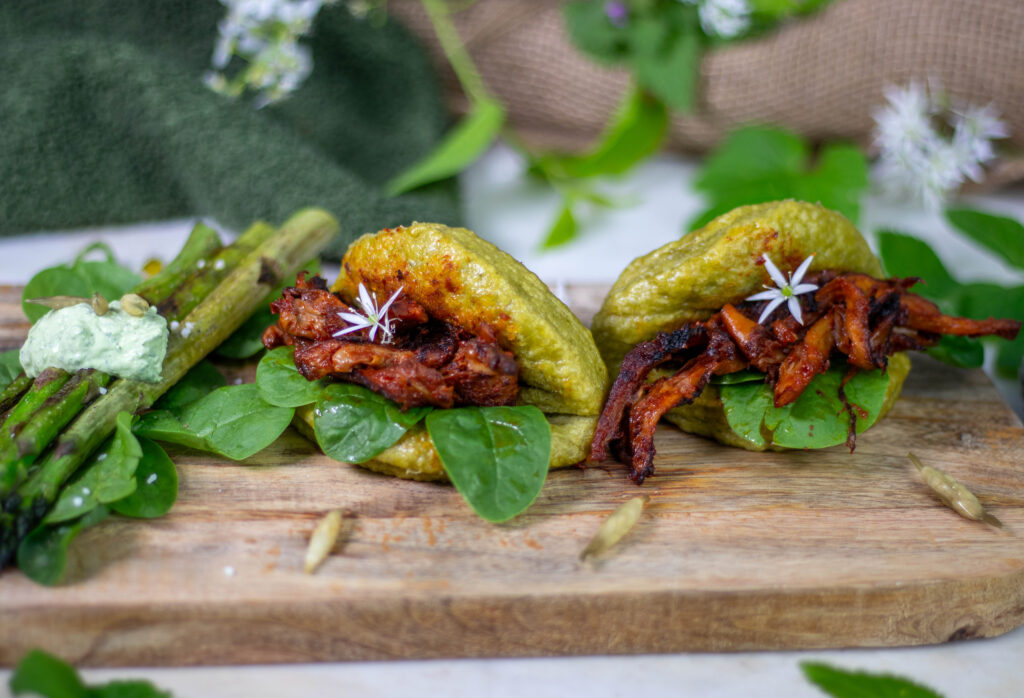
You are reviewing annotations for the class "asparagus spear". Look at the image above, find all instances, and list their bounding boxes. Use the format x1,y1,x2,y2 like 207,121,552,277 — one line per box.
132,222,223,305
0,371,111,496
0,370,71,444
0,375,33,418
0,222,237,500
0,208,338,566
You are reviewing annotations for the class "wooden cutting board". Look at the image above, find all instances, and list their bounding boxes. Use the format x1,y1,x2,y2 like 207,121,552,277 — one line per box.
1,283,1023,666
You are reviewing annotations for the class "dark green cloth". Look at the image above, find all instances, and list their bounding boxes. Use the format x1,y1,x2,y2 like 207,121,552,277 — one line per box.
0,1,461,258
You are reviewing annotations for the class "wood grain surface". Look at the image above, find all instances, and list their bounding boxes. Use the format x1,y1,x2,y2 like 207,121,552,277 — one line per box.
1,284,1023,666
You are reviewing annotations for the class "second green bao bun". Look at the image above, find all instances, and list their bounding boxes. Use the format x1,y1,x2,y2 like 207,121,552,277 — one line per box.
591,200,910,452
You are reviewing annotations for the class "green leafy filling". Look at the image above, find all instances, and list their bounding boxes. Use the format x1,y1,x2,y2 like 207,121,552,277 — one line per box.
721,364,890,449
251,349,552,521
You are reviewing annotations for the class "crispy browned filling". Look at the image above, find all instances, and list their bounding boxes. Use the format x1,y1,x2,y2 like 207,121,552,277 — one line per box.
591,271,1021,484
262,273,519,409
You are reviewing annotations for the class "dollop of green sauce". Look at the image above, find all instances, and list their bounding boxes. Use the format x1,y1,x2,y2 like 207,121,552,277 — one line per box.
20,301,169,383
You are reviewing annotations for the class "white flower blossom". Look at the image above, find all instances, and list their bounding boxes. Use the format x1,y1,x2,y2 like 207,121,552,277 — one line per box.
746,254,818,325
680,0,751,39
205,0,333,107
872,82,1009,209
333,282,403,344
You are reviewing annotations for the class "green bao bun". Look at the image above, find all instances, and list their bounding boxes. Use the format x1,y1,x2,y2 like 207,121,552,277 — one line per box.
296,222,609,480
591,200,909,452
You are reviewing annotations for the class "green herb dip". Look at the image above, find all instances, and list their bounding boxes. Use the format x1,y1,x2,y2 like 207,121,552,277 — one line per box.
20,301,168,383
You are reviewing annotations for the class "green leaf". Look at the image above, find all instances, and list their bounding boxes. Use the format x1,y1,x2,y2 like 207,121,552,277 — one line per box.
214,308,272,359
137,386,294,460
9,649,172,698
876,231,958,301
956,283,1024,376
630,18,700,112
721,365,890,450
925,335,984,369
21,244,140,323
153,360,226,414
256,346,326,407
946,207,1024,270
386,99,506,195
17,506,109,586
9,649,88,698
176,384,294,460
556,84,669,178
426,405,551,522
313,383,432,463
72,260,141,305
0,348,22,391
46,412,142,524
800,661,944,698
563,0,631,64
690,126,868,231
540,203,579,249
710,369,765,385
111,437,178,519
133,410,212,453
695,125,808,191
21,267,92,323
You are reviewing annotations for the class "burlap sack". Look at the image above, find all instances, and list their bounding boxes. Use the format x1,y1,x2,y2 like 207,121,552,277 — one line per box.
392,0,1024,184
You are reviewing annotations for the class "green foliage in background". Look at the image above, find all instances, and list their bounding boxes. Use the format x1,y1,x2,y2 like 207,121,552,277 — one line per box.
9,649,172,698
690,125,868,230
877,208,1024,377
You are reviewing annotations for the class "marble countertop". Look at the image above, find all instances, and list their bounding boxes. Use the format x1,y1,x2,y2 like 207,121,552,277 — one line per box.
1,146,1022,697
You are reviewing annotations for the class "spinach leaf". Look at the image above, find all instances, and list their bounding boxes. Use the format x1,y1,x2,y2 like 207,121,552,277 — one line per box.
690,126,868,230
540,203,579,249
10,649,172,698
22,268,92,324
946,207,1024,270
0,348,22,391
925,335,984,369
426,405,551,523
133,410,212,453
17,506,109,586
721,366,890,450
710,369,764,385
9,648,88,698
46,412,142,524
876,231,958,301
111,437,178,519
153,360,226,414
21,245,140,323
313,383,432,463
214,308,273,359
139,385,293,461
256,346,326,407
386,99,506,195
800,661,943,698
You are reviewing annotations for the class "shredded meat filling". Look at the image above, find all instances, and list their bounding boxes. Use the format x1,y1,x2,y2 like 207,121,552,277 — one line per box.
592,271,1021,483
263,273,519,409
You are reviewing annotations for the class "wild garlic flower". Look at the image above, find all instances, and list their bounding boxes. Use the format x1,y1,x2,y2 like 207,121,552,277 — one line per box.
334,282,403,344
680,0,752,39
746,254,817,325
872,82,1009,210
205,0,330,108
